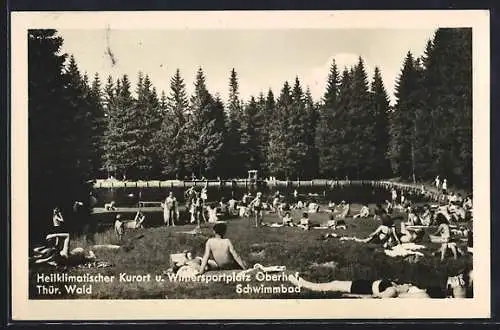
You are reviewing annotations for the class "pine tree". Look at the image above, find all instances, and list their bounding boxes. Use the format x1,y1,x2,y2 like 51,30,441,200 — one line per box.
29,29,69,236
225,68,244,177
89,72,106,178
347,57,376,178
388,51,419,180
316,59,340,177
288,76,310,179
63,55,93,180
28,30,94,240
156,69,189,178
160,90,167,112
412,56,434,181
261,88,276,173
304,87,319,178
241,96,264,171
183,68,225,177
370,66,391,178
267,81,293,178
335,67,354,178
103,74,136,180
424,28,472,187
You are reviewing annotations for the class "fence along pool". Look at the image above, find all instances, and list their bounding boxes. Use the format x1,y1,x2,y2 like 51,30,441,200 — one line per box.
92,179,435,207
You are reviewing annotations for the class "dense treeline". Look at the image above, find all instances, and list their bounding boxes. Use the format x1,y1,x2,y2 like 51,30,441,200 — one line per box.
28,28,472,223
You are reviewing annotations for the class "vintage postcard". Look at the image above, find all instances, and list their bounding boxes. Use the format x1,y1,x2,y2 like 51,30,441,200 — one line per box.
10,10,490,320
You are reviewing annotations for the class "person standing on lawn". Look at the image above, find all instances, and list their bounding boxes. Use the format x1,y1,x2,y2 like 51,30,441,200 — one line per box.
249,192,264,227
163,191,177,227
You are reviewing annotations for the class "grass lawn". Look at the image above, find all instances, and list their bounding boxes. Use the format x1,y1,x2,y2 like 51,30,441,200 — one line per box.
29,204,472,299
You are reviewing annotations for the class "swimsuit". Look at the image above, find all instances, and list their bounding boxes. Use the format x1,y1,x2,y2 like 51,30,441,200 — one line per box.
350,279,392,295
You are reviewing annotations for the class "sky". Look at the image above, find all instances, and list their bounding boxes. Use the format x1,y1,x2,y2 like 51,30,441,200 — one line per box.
58,29,436,105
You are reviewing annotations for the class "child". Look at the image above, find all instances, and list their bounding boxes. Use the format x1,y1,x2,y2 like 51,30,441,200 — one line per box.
282,211,294,226
298,212,310,230
219,198,228,216
197,222,247,275
206,203,219,223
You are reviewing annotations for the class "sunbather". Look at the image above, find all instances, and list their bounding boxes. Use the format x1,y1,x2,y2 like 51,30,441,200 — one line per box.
282,212,294,226
289,275,425,298
429,216,460,261
353,205,370,219
196,222,247,275
297,212,310,230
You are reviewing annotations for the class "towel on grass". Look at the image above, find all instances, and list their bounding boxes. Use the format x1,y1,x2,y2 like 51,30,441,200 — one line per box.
91,244,121,250
385,244,425,258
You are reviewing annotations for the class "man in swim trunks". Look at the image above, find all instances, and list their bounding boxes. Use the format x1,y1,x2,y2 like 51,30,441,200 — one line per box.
197,222,247,275
249,192,264,227
289,276,412,298
164,192,177,226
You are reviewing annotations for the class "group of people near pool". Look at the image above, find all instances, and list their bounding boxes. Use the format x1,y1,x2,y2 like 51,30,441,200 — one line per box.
31,183,473,299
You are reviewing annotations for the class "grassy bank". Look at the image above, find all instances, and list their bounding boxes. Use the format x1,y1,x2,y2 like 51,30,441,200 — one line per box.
29,204,472,299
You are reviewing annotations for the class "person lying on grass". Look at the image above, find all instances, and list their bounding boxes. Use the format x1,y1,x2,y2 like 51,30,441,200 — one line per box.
289,275,427,298
288,268,473,298
33,233,97,266
194,222,247,275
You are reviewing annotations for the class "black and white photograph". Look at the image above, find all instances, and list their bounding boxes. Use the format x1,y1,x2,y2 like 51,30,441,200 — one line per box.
11,10,490,320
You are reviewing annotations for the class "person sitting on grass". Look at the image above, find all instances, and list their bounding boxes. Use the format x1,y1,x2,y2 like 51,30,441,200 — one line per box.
398,222,425,244
325,214,347,230
278,201,291,218
196,222,247,275
353,204,370,219
430,216,462,261
282,211,294,226
406,207,420,226
297,212,310,230
420,205,432,226
358,206,400,247
308,200,320,213
206,203,219,223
